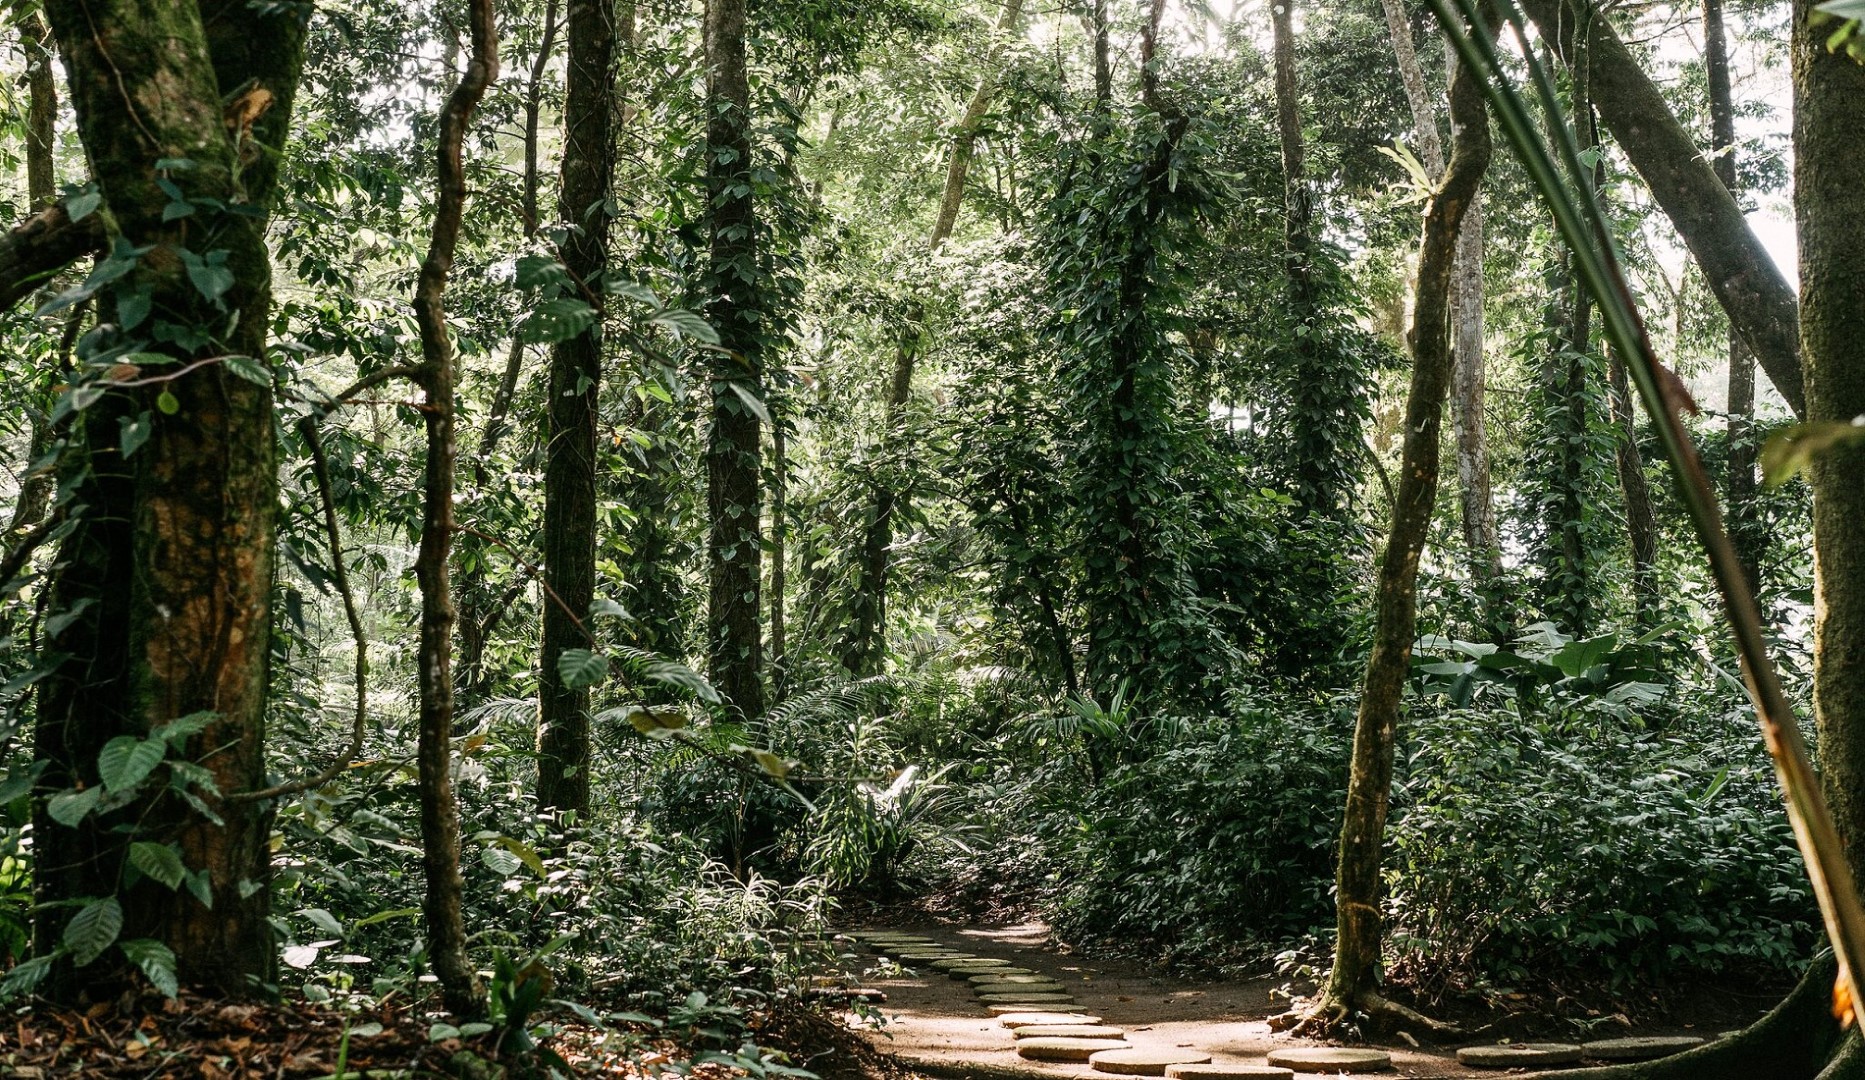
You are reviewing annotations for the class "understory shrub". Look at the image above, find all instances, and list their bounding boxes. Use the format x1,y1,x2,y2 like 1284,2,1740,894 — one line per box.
1386,696,1816,1002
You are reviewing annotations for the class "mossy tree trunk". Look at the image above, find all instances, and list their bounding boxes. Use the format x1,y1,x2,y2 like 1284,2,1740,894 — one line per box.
703,0,766,721
1297,10,1491,1034
32,0,306,998
538,0,616,818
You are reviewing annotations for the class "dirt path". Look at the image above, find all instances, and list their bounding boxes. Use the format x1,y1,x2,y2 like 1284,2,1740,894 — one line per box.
834,923,1478,1079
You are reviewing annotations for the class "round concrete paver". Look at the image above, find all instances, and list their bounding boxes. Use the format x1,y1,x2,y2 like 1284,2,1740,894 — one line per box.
949,966,1035,980
1088,1048,1213,1076
1456,1043,1584,1069
972,973,1062,985
1582,1037,1706,1061
1019,1038,1132,1063
990,1003,1075,1016
1163,1067,1293,1080
979,992,1077,1005
897,952,970,961
1264,1047,1393,1072
933,957,1013,970
998,1013,1105,1028
975,981,1067,994
1013,1025,1127,1040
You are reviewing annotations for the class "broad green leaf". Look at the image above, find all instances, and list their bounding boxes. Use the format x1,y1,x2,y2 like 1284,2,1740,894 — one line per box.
66,189,103,222
1818,0,1865,18
98,735,166,793
556,648,608,689
155,711,216,748
514,254,570,289
45,786,102,827
0,762,45,805
120,938,178,997
129,841,187,891
0,953,55,999
480,846,524,877
645,660,720,704
299,907,343,937
626,707,687,739
63,897,123,967
118,413,152,459
518,298,598,344
219,355,272,386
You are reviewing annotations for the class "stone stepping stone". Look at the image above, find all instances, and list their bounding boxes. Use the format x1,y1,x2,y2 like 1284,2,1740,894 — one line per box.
975,980,1067,994
897,952,970,961
972,973,1061,985
1456,1043,1584,1069
949,965,1035,979
1014,1025,1127,1040
1019,1038,1133,1063
1265,1048,1393,1072
933,957,1012,970
989,1003,1077,1015
999,1013,1105,1028
979,993,1078,1006
1164,1067,1291,1080
1088,1048,1213,1075
1582,1037,1706,1062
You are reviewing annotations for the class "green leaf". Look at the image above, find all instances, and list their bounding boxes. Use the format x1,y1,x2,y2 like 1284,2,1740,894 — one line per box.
1762,420,1865,487
518,298,598,344
45,786,102,827
480,846,524,877
66,190,102,222
119,413,152,459
1818,0,1865,18
625,706,688,740
219,355,271,386
0,953,56,999
129,842,187,891
184,870,214,909
156,390,180,415
645,660,720,704
0,762,45,805
120,938,179,998
155,712,216,748
63,898,123,967
514,254,571,290
300,907,343,936
556,648,608,690
98,735,166,793
117,286,153,330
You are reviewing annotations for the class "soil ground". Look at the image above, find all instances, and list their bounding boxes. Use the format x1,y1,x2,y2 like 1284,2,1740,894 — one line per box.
833,923,1762,1080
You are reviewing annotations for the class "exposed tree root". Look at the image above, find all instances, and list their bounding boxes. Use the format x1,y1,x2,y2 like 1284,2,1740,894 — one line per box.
1539,954,1856,1080
1270,988,1463,1041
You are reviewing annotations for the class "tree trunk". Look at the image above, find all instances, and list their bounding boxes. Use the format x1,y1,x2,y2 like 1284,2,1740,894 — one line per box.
1543,6,1865,1075
34,0,306,998
1514,0,1804,419
704,0,766,721
1608,352,1659,618
411,0,496,1017
1382,0,1503,633
537,0,615,818
5,12,60,539
769,407,789,701
457,0,558,705
1705,0,1759,591
930,0,1025,250
1302,10,1490,1032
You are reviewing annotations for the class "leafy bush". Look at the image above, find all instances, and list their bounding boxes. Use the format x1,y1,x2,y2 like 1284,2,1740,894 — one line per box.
1386,695,1815,1001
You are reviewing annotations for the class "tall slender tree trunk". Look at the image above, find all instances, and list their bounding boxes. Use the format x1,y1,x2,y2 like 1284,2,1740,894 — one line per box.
1515,0,1804,419
1273,0,1323,514
1705,0,1759,592
704,0,766,721
5,12,60,540
1607,352,1659,618
769,408,789,701
458,0,558,705
411,0,497,1017
1298,9,1490,1034
841,0,1027,676
538,0,616,818
33,0,306,998
1381,0,1503,633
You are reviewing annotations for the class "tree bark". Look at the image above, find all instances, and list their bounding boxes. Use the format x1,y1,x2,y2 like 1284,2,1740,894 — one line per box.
411,0,496,1017
1514,0,1804,419
1608,352,1659,617
0,203,105,312
458,0,558,704
930,0,1025,250
704,0,766,721
769,405,789,701
1303,10,1490,1031
537,0,615,818
1705,0,1759,591
33,0,305,998
5,15,62,539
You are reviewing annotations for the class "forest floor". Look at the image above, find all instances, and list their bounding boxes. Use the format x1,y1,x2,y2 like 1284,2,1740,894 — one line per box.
834,922,1760,1080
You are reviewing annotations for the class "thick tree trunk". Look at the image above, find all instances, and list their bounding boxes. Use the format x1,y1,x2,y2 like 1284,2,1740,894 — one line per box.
5,13,60,539
1302,14,1490,1031
704,0,766,721
537,0,615,818
33,0,305,998
1704,0,1759,591
411,0,497,1017
1514,0,1804,419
